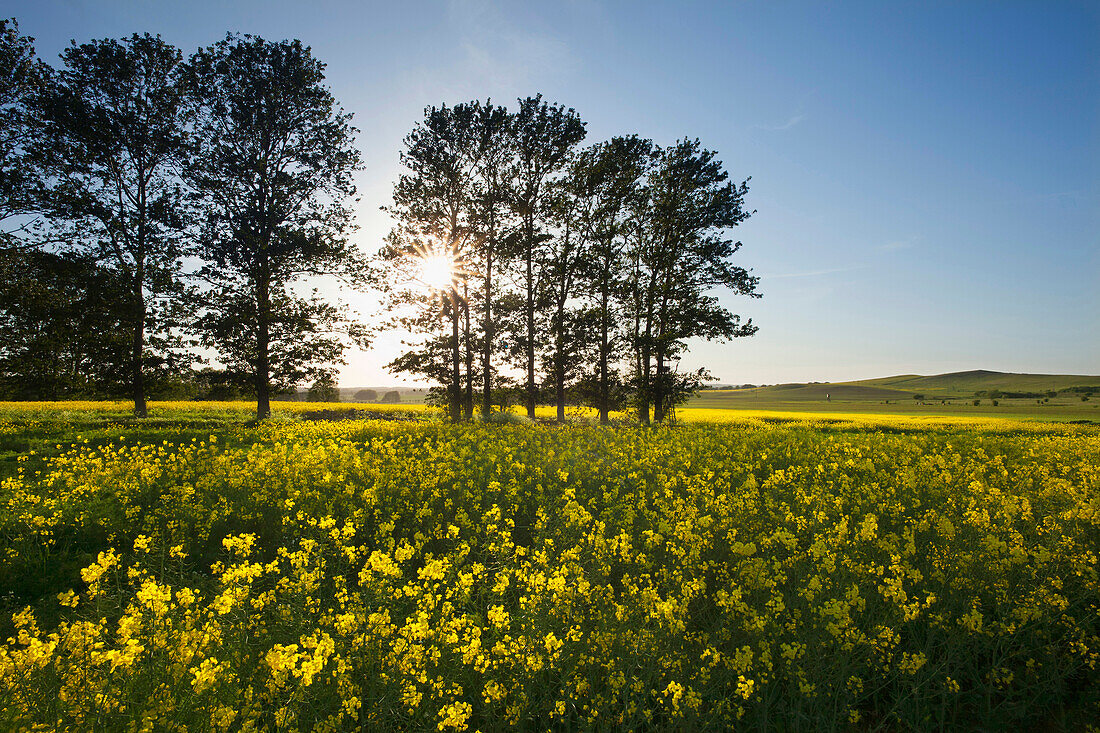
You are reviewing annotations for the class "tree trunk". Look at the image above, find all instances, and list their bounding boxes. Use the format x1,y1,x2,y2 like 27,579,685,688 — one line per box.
555,305,565,424
481,244,493,420
599,288,610,425
132,185,148,418
525,222,536,418
450,289,462,423
654,350,666,423
653,277,672,423
463,281,473,420
638,300,654,425
131,272,147,418
256,271,271,420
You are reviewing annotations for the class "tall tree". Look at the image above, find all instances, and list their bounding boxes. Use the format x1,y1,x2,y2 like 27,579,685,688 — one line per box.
631,139,760,423
542,161,591,423
42,33,191,417
382,102,480,422
572,136,653,424
184,34,366,419
0,18,50,247
508,95,585,418
469,101,514,419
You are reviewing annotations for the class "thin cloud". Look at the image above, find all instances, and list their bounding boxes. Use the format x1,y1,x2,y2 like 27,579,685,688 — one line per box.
764,265,865,280
446,0,576,92
755,112,806,131
879,236,918,252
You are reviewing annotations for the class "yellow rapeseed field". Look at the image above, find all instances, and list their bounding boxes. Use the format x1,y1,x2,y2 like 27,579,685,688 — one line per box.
0,403,1097,730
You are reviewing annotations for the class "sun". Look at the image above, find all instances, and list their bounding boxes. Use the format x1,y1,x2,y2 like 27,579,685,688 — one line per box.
416,252,456,291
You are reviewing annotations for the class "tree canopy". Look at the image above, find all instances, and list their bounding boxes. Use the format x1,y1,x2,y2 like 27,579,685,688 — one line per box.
382,100,759,424
183,33,368,419
0,21,762,421
40,33,193,417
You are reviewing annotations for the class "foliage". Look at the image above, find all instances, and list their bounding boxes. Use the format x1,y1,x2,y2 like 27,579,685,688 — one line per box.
0,250,131,399
183,34,367,420
307,374,340,402
381,101,483,422
0,17,51,244
630,138,759,423
569,135,654,424
383,100,758,426
39,33,195,417
508,95,587,418
0,405,1097,730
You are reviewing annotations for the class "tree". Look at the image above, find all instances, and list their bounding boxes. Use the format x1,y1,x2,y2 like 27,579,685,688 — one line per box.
571,136,653,424
0,18,51,247
382,102,481,422
191,367,249,401
507,95,585,419
542,157,592,422
469,101,514,419
184,34,367,419
630,139,760,423
306,373,339,402
0,249,130,398
354,388,378,402
40,33,192,417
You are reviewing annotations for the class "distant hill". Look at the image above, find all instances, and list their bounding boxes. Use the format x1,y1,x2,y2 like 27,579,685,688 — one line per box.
695,369,1100,406
840,370,1100,396
698,382,912,404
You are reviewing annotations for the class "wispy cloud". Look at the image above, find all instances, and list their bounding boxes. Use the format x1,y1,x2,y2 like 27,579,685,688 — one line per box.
443,0,576,94
764,265,865,280
755,112,806,131
879,236,918,252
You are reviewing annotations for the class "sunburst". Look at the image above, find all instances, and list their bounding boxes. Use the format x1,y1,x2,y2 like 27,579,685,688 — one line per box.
410,238,469,294
417,252,456,291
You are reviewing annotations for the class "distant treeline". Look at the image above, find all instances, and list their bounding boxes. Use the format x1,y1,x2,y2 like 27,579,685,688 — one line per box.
973,387,1099,399
0,19,760,423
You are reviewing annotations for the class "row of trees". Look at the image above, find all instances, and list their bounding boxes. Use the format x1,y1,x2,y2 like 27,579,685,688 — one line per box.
1,20,366,418
382,99,759,424
1,18,760,422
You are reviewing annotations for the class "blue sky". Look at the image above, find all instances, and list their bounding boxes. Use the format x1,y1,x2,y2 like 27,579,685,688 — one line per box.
12,0,1099,385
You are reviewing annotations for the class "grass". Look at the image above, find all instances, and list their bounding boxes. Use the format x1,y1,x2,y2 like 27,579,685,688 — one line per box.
845,369,1100,395
691,369,1100,423
690,391,1100,422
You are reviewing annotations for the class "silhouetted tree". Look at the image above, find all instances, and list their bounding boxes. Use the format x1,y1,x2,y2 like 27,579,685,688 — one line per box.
631,139,759,423
382,102,480,422
0,18,51,247
183,34,367,419
306,372,339,402
470,101,515,419
382,100,759,424
572,136,653,423
542,157,591,422
41,33,193,417
507,95,585,419
0,250,130,398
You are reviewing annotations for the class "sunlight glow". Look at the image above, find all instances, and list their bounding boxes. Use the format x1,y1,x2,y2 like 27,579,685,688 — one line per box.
416,252,456,291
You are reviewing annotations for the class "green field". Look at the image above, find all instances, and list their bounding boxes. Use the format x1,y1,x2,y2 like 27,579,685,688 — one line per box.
692,370,1100,422
846,369,1100,394
1,402,1098,730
